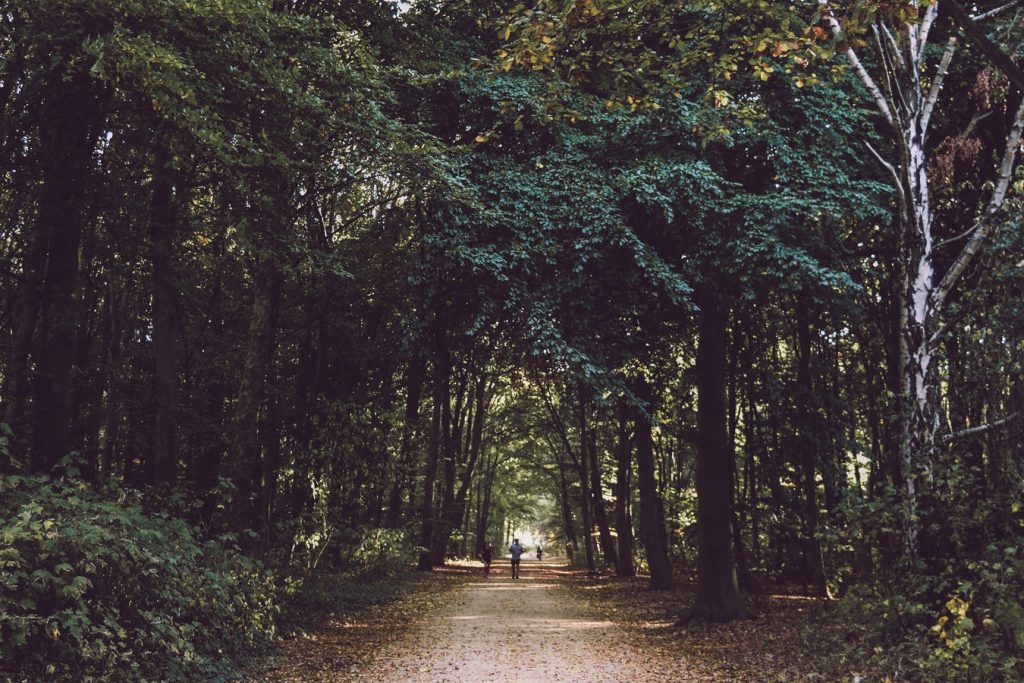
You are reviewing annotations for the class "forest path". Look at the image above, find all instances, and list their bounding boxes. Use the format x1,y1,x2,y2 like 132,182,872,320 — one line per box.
359,559,681,682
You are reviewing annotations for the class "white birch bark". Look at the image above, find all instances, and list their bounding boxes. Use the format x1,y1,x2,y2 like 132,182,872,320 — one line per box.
821,0,1024,557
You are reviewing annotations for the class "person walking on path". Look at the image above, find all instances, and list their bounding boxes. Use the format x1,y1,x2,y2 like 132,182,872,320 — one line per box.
480,543,493,576
508,538,524,579
536,544,543,562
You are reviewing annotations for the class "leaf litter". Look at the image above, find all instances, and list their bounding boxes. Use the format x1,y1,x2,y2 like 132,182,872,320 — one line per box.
247,562,878,682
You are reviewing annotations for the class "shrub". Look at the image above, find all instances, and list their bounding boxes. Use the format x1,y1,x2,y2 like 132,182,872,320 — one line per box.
834,484,1024,682
0,470,277,681
920,542,1024,680
345,527,418,578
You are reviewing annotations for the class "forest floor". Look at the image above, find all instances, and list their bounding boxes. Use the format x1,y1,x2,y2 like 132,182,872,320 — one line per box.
247,559,865,682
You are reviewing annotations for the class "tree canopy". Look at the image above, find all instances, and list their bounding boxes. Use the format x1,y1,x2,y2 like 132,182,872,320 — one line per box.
1,0,1023,679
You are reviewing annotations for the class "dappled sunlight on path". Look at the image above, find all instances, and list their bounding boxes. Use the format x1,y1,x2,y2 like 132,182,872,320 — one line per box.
358,560,683,682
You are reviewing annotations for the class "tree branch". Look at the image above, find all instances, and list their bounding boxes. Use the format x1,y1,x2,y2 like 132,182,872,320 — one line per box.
865,140,901,188
946,0,1024,93
919,2,939,50
940,412,1022,445
878,22,907,71
922,36,958,135
972,0,1023,22
931,96,1024,317
935,222,980,250
819,1,897,128
872,23,910,117
537,380,581,470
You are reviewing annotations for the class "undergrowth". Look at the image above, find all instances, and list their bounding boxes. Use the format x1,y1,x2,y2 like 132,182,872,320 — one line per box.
0,465,276,682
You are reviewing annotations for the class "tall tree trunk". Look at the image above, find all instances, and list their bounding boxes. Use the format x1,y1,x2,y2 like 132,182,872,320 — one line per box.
796,307,829,598
71,240,102,482
445,373,488,559
98,285,123,480
582,388,618,569
258,394,283,539
386,353,426,528
28,77,103,472
476,449,499,551
634,379,674,590
432,379,466,563
418,322,448,570
574,391,596,573
681,285,748,622
428,358,456,565
194,225,228,527
224,257,282,531
148,143,179,486
823,2,1024,562
553,446,579,565
613,402,635,577
893,112,935,559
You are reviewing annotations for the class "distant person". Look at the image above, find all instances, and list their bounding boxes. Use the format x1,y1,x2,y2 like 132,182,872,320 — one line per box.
480,543,493,576
536,544,543,561
508,538,524,579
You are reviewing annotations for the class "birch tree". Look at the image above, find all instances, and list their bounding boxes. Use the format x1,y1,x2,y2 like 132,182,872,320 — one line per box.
820,0,1024,556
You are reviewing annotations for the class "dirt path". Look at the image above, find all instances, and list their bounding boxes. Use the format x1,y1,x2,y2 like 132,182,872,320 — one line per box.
358,559,673,682
251,560,847,682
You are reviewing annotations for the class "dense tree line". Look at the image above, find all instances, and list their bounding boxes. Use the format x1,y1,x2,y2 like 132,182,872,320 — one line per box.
2,0,1023,679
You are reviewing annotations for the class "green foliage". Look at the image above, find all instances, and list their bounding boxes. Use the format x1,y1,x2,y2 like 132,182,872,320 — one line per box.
0,423,15,471
834,482,1024,681
1,0,1021,675
491,0,833,118
491,0,933,128
0,471,276,681
344,528,420,579
837,553,1024,680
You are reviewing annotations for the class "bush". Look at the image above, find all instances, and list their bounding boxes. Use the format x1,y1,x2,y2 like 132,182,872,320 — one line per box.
0,470,277,681
834,484,1024,682
918,542,1024,680
344,527,418,579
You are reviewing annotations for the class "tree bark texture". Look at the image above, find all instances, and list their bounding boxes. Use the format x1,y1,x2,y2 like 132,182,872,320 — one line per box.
224,257,283,531
684,285,747,622
418,321,448,570
553,446,579,565
149,143,179,486
429,367,458,565
634,379,674,590
581,388,619,570
386,353,425,528
823,0,1024,560
614,403,635,577
796,309,829,598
